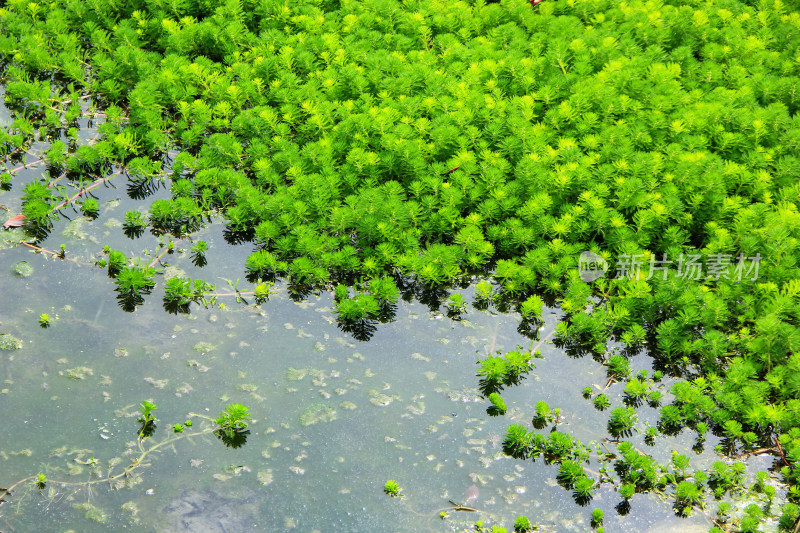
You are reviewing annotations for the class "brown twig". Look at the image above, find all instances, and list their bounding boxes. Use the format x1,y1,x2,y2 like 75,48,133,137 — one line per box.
52,170,123,211
8,159,43,174
775,436,791,467
21,242,93,266
734,447,777,460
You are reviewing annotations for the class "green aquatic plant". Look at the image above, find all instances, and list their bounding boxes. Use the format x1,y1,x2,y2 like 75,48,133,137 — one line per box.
80,198,100,219
35,473,46,490
557,460,586,490
606,355,631,381
519,295,544,322
0,334,23,350
123,210,146,239
253,282,274,304
674,480,703,515
503,424,532,459
591,508,604,528
215,403,252,439
137,400,158,438
477,346,536,395
532,401,555,429
488,392,507,415
4,0,800,527
384,480,401,497
190,240,208,267
474,281,496,308
368,277,400,307
173,424,184,433
513,516,533,532
593,394,611,411
608,407,638,438
446,293,468,317
115,264,156,311
623,378,648,407
38,313,51,328
334,294,380,323
105,249,127,277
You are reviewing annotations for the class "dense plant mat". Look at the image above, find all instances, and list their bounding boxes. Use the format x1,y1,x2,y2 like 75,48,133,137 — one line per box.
2,0,800,528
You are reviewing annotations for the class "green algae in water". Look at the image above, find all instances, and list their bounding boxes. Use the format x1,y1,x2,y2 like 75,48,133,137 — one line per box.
286,367,308,381
60,366,94,380
73,502,108,523
193,342,216,354
0,334,22,350
11,261,33,277
299,403,337,426
62,216,92,241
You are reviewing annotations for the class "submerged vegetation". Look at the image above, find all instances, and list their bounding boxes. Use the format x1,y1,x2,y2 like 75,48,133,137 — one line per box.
1,0,800,529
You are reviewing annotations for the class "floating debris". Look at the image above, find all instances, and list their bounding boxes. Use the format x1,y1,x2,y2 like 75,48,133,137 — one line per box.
144,377,167,389
0,334,22,350
62,216,92,241
257,470,273,485
465,484,479,505
299,403,337,426
73,502,107,523
369,390,394,406
61,366,94,380
286,368,308,381
446,388,483,403
187,360,210,372
192,342,216,354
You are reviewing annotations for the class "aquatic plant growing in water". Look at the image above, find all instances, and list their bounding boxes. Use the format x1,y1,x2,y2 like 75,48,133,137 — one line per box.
503,425,532,459
3,0,800,527
35,474,46,490
80,198,99,219
115,264,156,311
532,401,555,429
137,400,158,438
383,480,401,497
335,294,380,323
591,508,603,528
513,516,532,532
477,346,538,395
215,403,252,439
607,407,638,438
190,240,208,267
38,313,50,328
123,211,146,239
488,392,507,415
445,293,468,317
592,394,611,411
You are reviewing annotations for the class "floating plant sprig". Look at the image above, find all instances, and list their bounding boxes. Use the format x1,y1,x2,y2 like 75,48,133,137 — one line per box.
0,403,252,513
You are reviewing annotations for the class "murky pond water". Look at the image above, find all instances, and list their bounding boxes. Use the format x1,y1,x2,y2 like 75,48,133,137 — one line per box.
0,109,717,533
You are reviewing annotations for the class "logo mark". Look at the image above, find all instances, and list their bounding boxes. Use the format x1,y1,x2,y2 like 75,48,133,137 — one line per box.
579,251,608,282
